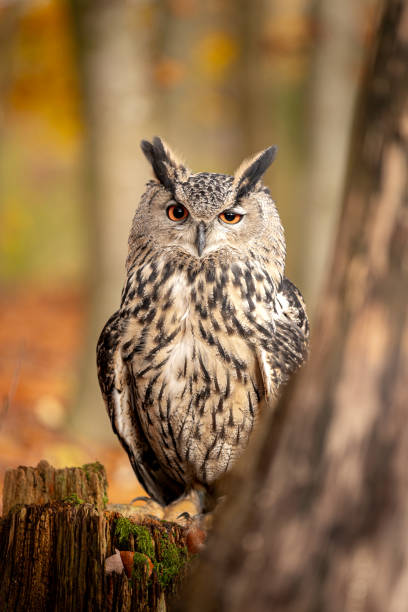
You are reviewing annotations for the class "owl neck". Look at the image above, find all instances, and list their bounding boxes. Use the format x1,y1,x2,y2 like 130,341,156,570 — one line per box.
121,244,284,327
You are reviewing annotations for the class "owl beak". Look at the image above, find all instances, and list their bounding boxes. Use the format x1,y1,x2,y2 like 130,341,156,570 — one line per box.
196,221,206,257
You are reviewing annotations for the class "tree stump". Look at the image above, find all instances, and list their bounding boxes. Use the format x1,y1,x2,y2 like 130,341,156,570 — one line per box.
2,460,108,515
0,461,191,611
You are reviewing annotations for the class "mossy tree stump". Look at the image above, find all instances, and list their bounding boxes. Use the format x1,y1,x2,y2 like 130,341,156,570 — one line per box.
2,460,108,514
0,461,190,611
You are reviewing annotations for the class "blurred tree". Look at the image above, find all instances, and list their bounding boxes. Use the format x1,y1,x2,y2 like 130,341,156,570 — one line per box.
0,0,84,284
302,0,379,312
0,1,25,271
176,0,408,609
254,0,311,283
0,2,23,134
151,0,254,171
68,0,155,439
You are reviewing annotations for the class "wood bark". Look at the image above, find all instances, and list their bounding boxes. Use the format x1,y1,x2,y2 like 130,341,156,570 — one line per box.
2,459,107,515
0,462,190,612
176,0,408,610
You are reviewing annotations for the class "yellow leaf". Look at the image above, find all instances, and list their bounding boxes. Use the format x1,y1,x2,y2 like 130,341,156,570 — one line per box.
196,32,238,80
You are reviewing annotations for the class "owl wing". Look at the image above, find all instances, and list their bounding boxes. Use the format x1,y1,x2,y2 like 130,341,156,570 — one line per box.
97,311,185,506
257,277,309,398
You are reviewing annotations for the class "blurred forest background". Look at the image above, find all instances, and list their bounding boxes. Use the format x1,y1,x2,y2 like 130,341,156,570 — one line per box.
0,0,379,506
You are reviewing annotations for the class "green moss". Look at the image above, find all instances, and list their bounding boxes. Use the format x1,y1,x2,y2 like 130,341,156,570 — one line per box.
132,552,151,583
155,532,188,589
115,519,188,591
115,517,135,547
115,519,155,559
63,494,84,505
102,494,108,507
134,525,155,559
81,461,105,482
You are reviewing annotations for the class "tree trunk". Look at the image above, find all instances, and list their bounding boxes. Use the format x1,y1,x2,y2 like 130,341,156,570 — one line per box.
176,0,408,610
2,459,107,515
301,0,376,312
0,462,190,611
67,0,155,440
0,1,23,134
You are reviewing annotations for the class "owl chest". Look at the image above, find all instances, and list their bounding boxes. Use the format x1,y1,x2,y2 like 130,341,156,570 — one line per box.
124,265,267,482
134,316,259,484
129,273,259,399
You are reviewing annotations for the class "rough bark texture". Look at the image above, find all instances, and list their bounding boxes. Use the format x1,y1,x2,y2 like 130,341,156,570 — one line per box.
2,460,108,515
176,0,408,610
0,462,189,612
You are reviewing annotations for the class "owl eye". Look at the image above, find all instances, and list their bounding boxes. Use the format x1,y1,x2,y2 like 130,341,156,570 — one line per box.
167,203,189,222
219,211,242,225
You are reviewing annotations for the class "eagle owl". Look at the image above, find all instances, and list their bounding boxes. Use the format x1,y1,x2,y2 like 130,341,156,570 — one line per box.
97,137,309,511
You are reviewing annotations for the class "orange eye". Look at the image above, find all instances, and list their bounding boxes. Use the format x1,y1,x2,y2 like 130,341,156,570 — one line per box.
167,203,189,222
219,211,242,224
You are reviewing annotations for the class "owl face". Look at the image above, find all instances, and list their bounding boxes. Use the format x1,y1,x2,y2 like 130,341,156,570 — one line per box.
128,138,285,269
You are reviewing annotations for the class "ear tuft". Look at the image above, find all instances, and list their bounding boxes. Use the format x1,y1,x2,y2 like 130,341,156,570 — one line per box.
235,145,277,199
140,137,189,192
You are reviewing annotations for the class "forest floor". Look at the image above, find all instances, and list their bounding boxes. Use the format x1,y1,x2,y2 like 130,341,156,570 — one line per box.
0,286,146,513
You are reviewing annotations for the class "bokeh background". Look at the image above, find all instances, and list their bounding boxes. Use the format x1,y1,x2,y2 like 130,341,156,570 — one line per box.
0,0,378,506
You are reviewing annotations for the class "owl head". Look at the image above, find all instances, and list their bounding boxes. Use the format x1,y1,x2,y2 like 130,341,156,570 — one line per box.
128,137,285,278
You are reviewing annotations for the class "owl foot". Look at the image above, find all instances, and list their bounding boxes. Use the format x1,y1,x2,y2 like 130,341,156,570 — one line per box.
174,512,208,554
177,511,194,521
105,501,164,519
129,496,165,518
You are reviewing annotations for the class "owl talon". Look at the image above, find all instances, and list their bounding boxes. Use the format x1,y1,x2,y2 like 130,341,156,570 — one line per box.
177,511,192,521
176,510,207,528
131,496,152,503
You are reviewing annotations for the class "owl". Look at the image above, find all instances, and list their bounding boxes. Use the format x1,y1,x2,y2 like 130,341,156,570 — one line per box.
97,137,309,512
